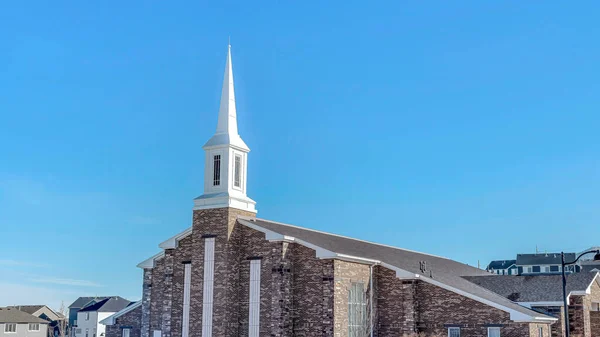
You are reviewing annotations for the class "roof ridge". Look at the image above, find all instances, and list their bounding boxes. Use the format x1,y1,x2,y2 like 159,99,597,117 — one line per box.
246,216,478,266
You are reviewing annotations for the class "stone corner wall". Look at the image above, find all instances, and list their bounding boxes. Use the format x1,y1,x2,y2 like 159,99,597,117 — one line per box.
105,306,143,337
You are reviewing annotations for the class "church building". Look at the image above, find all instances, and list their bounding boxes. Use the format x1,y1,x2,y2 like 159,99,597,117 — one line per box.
102,46,557,337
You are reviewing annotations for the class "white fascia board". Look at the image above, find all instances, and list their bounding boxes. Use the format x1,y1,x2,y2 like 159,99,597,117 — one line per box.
99,301,142,326
159,227,192,249
518,301,564,308
136,251,165,269
237,218,553,323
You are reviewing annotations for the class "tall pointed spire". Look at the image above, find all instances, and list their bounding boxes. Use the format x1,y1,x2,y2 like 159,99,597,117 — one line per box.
197,43,255,213
216,44,238,136
203,44,249,151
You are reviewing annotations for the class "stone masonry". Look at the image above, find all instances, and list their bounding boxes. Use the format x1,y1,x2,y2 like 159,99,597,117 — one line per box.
105,306,143,337
131,207,554,337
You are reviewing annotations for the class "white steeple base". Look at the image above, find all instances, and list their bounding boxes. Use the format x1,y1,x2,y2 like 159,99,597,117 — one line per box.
193,192,257,213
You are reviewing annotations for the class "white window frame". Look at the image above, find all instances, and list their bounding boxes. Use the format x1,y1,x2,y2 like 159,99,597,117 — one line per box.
152,331,161,337
181,263,192,337
538,326,543,337
122,328,130,337
201,237,215,337
5,323,17,333
487,327,500,337
29,323,40,331
448,327,460,337
233,154,242,189
213,154,221,186
248,259,261,337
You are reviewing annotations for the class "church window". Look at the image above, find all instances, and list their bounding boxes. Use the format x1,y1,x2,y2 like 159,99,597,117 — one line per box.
202,238,215,337
182,263,192,337
121,329,130,337
248,259,261,337
348,282,367,337
487,327,500,337
448,327,460,337
234,154,242,188
213,155,221,186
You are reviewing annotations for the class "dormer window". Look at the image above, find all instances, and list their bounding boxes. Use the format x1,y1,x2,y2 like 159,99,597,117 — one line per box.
213,155,221,186
234,154,242,188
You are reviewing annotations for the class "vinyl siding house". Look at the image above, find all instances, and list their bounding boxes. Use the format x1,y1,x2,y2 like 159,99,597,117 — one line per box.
486,260,518,275
0,308,48,337
516,253,579,275
7,305,64,337
74,298,131,337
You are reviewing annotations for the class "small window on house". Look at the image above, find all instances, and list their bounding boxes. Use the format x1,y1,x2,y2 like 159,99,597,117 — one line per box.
538,327,543,337
234,154,241,188
122,329,130,337
85,329,89,337
5,323,16,333
532,266,541,273
348,282,367,337
592,302,600,312
448,327,460,337
86,312,89,320
213,155,221,186
488,327,500,337
550,265,559,272
29,323,40,331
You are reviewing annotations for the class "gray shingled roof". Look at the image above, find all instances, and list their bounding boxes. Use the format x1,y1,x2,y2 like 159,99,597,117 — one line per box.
6,305,44,315
239,217,555,321
487,260,516,270
0,307,48,324
69,297,109,309
463,272,599,302
516,253,575,266
78,297,131,313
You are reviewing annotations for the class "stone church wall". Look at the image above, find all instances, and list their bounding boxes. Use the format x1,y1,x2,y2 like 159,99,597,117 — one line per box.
105,306,142,337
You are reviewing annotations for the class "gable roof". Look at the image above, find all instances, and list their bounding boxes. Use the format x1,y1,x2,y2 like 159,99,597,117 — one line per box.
237,217,555,322
0,307,48,324
516,253,575,266
69,297,110,309
99,301,141,326
487,260,516,270
463,272,599,303
78,297,132,313
6,305,61,321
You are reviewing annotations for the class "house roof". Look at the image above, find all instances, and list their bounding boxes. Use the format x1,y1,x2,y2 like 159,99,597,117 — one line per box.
236,217,555,322
6,305,62,321
487,260,517,270
516,253,575,266
78,297,132,313
99,301,142,326
0,307,48,324
463,272,599,303
69,297,109,309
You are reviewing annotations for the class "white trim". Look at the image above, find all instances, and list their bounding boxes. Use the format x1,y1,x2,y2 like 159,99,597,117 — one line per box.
100,301,142,325
448,326,460,337
487,326,500,337
181,263,191,337
236,218,557,323
159,227,193,249
137,252,165,269
201,238,215,337
248,259,261,337
518,301,563,308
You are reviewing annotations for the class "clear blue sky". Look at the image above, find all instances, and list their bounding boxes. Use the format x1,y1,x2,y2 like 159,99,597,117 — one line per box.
1,1,599,309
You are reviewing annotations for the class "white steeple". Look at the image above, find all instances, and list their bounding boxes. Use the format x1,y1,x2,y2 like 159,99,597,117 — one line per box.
194,44,256,213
